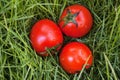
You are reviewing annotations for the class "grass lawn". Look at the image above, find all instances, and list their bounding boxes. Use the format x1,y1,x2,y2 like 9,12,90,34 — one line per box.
0,0,120,80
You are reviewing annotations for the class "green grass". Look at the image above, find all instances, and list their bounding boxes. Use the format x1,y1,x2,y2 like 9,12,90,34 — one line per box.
0,0,120,80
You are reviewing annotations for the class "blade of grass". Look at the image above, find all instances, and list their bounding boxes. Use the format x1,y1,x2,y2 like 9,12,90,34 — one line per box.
104,53,118,80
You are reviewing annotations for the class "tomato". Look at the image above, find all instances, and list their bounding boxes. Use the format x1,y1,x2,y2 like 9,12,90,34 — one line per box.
30,19,63,56
59,4,93,38
59,42,93,74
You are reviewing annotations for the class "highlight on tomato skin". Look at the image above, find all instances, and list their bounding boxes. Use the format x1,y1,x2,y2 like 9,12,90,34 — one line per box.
30,19,63,56
59,42,93,74
59,4,93,38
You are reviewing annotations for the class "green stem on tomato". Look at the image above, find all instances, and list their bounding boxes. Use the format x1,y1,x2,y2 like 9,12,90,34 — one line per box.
62,9,80,28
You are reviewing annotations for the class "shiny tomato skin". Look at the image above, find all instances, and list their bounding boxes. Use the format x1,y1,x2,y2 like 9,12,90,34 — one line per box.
30,19,63,56
59,4,93,38
59,42,93,74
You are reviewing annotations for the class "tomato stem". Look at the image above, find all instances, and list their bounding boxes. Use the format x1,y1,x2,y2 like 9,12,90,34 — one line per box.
62,9,80,28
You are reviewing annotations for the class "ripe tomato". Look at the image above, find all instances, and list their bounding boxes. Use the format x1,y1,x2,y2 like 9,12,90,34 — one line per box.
59,42,93,74
59,4,93,38
30,19,63,56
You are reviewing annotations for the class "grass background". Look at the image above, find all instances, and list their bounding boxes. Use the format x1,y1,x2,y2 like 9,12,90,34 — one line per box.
0,0,120,80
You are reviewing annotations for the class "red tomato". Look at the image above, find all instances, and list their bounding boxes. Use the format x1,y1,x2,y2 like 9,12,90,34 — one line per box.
30,19,63,56
59,4,93,38
59,42,93,74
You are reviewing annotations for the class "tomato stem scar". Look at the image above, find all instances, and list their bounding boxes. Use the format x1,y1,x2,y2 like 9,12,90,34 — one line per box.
62,9,80,28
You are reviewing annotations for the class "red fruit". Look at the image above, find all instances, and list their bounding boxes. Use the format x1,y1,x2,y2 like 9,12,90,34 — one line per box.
59,42,93,74
59,4,93,38
30,19,63,56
